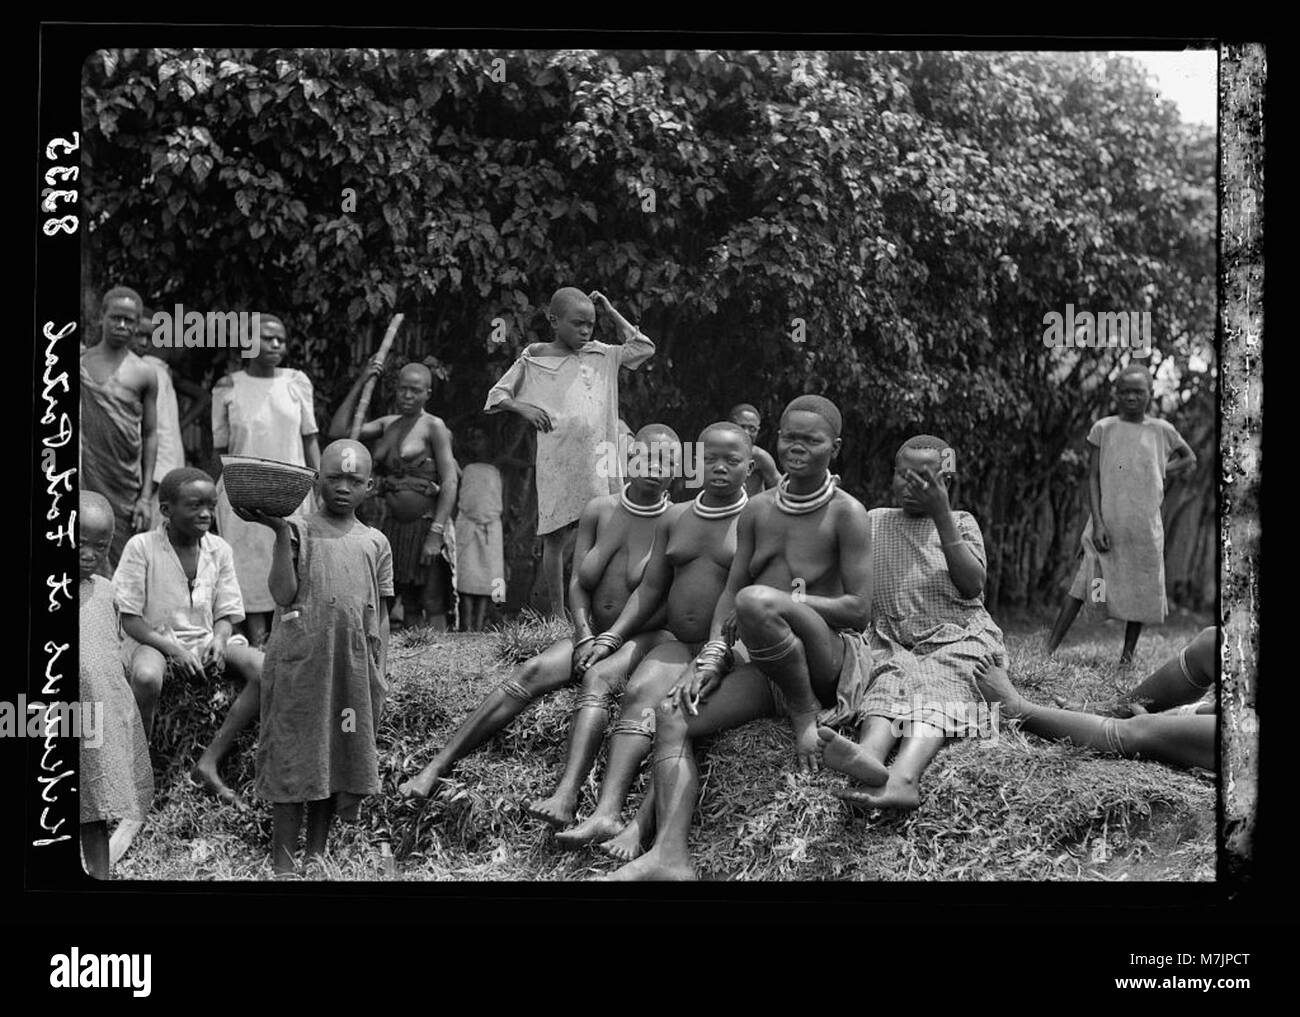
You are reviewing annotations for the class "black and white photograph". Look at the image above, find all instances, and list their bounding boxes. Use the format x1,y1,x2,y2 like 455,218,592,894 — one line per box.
12,25,1272,996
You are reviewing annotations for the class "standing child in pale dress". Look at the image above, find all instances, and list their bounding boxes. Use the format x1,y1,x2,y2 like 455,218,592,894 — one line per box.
1045,366,1197,665
79,493,154,879
485,288,655,617
454,427,505,631
239,440,393,876
211,313,321,645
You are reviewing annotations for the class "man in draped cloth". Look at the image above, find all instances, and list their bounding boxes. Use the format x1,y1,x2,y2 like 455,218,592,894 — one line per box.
81,286,159,571
330,360,460,631
485,287,655,617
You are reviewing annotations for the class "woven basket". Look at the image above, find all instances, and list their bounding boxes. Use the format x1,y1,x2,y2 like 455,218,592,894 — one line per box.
220,455,317,518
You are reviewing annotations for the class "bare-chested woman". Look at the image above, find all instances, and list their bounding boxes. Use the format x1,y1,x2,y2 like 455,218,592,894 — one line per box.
398,424,682,799
606,396,885,880
535,422,752,838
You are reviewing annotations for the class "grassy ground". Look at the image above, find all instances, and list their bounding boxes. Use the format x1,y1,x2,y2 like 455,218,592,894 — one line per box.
116,611,1216,882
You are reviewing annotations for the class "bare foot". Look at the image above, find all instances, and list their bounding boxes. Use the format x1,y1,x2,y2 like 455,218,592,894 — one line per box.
527,791,578,828
399,760,448,800
832,770,921,812
972,659,1025,719
191,760,246,810
601,847,696,881
555,813,623,850
599,818,646,862
814,726,888,786
791,708,823,772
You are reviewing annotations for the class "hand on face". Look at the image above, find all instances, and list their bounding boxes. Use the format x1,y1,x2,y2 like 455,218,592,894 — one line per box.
902,464,950,517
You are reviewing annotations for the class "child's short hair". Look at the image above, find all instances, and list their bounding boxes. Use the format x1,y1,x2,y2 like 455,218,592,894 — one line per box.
260,312,287,334
159,467,215,505
729,403,760,420
702,421,753,448
897,434,955,477
101,286,143,314
1116,364,1152,387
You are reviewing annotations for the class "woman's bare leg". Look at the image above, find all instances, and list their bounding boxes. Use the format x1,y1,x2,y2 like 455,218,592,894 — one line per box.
977,659,1215,770
600,781,657,862
732,585,843,771
605,666,775,881
399,638,575,798
557,642,692,848
528,639,654,827
833,722,946,811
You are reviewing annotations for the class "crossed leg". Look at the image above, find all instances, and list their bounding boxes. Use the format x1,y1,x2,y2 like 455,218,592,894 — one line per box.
730,585,844,771
555,640,694,847
528,630,673,827
829,716,946,812
604,664,776,881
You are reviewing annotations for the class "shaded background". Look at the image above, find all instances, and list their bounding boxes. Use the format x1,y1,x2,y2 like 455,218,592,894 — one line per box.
81,48,1216,615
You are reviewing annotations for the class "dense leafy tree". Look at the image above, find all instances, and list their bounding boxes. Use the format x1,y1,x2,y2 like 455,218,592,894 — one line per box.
82,47,1215,611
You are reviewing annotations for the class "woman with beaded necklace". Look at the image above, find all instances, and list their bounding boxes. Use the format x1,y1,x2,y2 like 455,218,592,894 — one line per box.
606,395,881,880
535,421,754,840
398,424,681,800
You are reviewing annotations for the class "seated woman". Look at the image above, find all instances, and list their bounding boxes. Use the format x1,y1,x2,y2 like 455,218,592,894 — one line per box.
974,626,1217,772
539,421,752,841
606,396,881,881
398,424,681,799
819,434,1007,812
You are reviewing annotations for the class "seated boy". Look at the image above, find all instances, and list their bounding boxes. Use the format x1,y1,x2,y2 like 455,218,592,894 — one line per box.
114,466,264,806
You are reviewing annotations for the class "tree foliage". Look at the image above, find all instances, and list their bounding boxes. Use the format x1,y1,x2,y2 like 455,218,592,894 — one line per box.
83,47,1216,610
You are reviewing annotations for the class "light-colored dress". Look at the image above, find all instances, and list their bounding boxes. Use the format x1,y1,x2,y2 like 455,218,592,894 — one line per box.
142,355,185,527
211,370,318,613
80,576,154,824
860,508,1006,735
485,336,654,535
455,462,505,596
255,516,394,819
1067,415,1188,625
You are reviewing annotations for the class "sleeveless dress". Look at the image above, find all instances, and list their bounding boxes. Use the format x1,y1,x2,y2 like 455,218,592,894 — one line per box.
80,576,154,823
454,462,504,597
255,515,393,819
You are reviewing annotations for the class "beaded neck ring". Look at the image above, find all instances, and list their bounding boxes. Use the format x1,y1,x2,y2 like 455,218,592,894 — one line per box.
775,472,839,515
620,483,670,518
692,488,748,519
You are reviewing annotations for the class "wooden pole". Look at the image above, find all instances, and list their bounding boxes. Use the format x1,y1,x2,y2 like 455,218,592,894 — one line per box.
349,313,405,439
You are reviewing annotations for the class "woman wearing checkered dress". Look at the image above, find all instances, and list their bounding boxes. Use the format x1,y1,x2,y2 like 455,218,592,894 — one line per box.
820,435,1006,813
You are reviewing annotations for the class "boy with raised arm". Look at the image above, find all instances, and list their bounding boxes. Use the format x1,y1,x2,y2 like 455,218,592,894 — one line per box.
486,288,655,617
